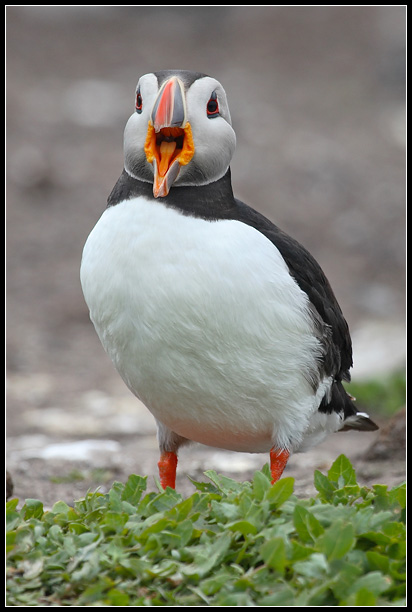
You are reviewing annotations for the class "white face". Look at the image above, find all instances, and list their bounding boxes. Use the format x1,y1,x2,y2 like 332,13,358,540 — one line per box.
123,72,236,190
123,73,159,184
184,76,236,185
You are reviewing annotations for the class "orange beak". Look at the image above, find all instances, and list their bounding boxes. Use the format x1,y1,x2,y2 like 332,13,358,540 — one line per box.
144,77,195,198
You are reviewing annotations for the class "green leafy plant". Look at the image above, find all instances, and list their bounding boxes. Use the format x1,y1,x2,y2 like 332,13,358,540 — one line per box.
6,456,405,606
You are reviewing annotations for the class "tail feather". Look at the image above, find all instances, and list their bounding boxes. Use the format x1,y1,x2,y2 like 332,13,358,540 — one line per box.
340,411,379,432
319,379,379,432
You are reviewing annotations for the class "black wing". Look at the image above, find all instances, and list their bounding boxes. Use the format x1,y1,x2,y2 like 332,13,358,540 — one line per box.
231,198,352,381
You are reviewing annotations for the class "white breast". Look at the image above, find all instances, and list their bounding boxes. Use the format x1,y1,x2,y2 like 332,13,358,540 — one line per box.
80,196,332,453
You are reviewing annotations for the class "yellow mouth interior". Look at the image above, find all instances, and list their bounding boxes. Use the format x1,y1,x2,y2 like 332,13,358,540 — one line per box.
144,123,195,178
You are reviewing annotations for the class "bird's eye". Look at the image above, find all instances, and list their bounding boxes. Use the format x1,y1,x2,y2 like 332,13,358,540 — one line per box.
206,91,219,118
135,89,143,114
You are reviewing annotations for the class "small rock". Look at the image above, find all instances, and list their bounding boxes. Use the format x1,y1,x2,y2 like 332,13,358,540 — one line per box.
363,407,406,461
6,471,14,500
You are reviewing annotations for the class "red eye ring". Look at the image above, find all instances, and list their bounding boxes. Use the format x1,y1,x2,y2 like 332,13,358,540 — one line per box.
206,91,219,118
135,90,143,114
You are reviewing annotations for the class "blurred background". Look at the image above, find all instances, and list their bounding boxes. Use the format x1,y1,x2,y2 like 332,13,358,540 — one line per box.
6,6,406,505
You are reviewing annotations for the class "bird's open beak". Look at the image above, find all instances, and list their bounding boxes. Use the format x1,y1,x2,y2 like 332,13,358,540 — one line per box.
144,77,195,198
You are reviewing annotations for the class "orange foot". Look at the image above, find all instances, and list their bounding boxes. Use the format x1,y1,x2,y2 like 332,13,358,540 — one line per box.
270,447,290,484
158,451,178,489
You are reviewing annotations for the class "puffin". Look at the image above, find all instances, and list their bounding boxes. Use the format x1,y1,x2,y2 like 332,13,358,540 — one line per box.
80,70,378,489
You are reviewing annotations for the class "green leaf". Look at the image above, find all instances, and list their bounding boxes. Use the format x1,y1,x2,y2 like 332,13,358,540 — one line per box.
259,536,286,574
360,531,391,546
389,482,406,510
266,477,294,507
121,474,147,505
22,499,44,520
6,507,20,532
106,588,130,605
199,569,236,596
51,500,72,514
187,476,219,493
145,488,182,513
78,576,116,605
182,532,232,578
382,520,405,539
328,454,357,487
293,504,324,543
101,511,128,534
366,551,390,573
348,571,391,597
140,516,170,541
6,498,19,512
170,495,193,521
354,588,377,605
290,540,315,561
319,520,355,560
252,469,271,500
108,486,123,512
204,470,245,494
258,585,296,606
293,552,329,579
227,520,258,537
260,462,272,481
330,560,363,600
314,469,336,501
210,500,240,522
175,518,194,547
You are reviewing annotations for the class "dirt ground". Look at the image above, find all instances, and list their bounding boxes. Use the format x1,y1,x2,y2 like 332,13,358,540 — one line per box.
6,7,406,508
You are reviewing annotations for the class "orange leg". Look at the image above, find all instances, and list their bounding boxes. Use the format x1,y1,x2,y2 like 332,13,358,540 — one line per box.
158,451,178,489
270,447,290,484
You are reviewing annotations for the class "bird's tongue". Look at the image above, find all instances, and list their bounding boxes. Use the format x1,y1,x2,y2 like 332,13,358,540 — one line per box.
158,140,177,177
